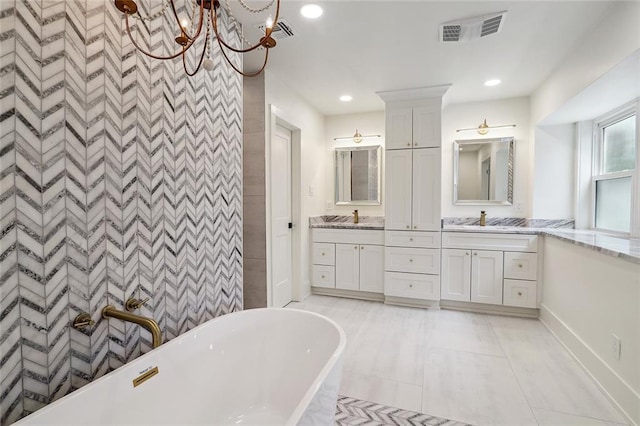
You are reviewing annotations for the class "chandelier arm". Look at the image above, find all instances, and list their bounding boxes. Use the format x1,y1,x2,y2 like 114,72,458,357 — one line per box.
124,13,195,60
211,2,269,54
182,34,209,77
217,36,269,77
174,0,205,41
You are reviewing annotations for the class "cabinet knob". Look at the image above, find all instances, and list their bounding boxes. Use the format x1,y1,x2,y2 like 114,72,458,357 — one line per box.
517,291,522,296
473,252,477,256
354,246,358,249
321,252,325,256
406,225,410,229
414,142,418,146
409,284,413,288
360,246,364,250
413,225,417,229
409,259,413,262
322,275,325,279
518,264,523,268
409,238,413,241
406,143,410,147
465,252,469,255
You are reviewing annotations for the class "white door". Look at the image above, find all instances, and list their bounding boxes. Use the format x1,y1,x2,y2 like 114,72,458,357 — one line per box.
335,243,360,290
441,249,471,301
385,106,413,149
412,148,441,231
359,245,384,293
412,106,439,148
384,149,412,230
271,124,292,307
471,250,503,305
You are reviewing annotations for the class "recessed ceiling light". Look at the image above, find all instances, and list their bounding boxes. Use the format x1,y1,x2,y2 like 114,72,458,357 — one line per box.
484,79,501,87
300,4,323,19
339,95,352,102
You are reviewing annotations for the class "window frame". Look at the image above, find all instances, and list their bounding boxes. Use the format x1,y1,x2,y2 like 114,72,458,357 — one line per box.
590,103,638,236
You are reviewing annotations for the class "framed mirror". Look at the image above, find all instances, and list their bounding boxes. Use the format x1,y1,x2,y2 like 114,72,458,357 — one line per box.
335,145,382,205
454,137,514,205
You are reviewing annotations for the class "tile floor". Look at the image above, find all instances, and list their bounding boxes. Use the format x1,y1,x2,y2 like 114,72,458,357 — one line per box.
287,295,628,426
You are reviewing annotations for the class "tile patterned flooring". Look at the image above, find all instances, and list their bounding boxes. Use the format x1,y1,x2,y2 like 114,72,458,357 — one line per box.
287,295,628,426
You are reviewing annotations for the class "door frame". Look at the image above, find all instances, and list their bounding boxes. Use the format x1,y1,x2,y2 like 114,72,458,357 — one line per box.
266,104,302,307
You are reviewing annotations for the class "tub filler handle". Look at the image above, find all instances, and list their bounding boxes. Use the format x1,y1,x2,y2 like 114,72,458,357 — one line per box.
102,305,163,348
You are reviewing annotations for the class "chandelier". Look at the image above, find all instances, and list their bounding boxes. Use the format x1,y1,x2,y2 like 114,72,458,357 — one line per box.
114,0,280,77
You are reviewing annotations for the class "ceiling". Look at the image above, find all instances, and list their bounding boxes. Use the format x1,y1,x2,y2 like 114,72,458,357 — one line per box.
239,1,616,115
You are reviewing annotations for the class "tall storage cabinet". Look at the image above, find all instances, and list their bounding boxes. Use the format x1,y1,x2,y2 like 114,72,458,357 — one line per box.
378,85,450,305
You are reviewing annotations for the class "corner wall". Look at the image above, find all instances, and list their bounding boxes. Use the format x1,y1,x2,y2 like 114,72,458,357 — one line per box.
0,1,243,424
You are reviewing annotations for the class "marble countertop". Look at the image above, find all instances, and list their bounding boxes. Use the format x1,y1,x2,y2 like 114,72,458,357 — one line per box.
309,215,384,230
443,225,640,265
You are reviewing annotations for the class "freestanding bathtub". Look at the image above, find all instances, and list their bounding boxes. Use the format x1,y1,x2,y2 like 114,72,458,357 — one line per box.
15,308,346,425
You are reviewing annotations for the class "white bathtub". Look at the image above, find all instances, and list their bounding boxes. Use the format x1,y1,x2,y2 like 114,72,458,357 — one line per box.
15,308,346,425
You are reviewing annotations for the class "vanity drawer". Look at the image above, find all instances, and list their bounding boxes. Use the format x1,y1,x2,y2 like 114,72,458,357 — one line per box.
504,252,537,280
442,232,538,252
503,279,537,308
312,243,335,266
384,247,440,274
385,231,441,248
385,272,440,300
312,265,335,289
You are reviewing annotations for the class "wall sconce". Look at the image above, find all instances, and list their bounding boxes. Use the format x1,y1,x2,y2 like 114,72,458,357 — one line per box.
456,119,516,135
333,129,381,144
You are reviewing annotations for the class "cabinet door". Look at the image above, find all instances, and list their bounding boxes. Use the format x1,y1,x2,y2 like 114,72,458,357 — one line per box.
441,249,471,301
385,149,412,230
413,106,439,148
335,243,360,290
471,250,503,305
412,148,441,231
359,245,384,293
386,107,413,150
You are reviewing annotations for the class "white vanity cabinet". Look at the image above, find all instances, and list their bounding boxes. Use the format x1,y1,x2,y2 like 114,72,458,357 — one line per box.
385,148,441,231
311,229,384,295
385,105,440,150
441,232,539,309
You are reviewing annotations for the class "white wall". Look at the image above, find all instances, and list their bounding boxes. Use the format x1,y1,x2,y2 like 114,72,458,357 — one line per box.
532,124,575,219
265,71,326,300
531,2,640,125
324,111,385,216
541,238,640,425
442,97,531,218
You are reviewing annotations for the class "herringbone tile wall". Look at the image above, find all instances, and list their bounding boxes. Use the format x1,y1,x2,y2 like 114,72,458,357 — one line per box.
0,1,243,424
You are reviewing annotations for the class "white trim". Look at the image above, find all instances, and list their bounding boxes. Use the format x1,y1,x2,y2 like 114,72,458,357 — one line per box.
540,303,638,426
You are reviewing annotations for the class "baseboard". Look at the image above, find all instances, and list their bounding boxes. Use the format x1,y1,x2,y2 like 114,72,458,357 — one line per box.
384,296,440,309
311,287,384,302
440,300,539,318
540,303,639,426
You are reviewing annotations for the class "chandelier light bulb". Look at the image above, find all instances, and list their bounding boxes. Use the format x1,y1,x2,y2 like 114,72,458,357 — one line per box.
180,18,189,30
203,58,214,71
265,15,274,29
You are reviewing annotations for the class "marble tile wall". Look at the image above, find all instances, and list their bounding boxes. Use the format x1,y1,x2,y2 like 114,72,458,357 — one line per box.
0,1,243,424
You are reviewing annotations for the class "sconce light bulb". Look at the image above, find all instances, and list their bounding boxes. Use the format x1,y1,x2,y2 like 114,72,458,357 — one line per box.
265,15,274,30
203,58,214,71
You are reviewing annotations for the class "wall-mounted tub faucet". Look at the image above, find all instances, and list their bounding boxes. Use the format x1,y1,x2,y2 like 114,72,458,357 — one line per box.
102,305,162,348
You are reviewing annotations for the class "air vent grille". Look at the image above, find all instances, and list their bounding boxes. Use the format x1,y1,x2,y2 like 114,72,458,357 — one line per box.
442,25,461,42
439,11,507,42
256,19,294,40
481,15,503,37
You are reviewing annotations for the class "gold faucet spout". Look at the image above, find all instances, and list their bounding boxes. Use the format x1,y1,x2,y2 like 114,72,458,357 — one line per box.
102,305,162,348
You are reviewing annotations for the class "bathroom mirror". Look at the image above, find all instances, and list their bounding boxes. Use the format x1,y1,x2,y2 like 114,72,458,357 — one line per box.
454,137,514,205
335,145,382,205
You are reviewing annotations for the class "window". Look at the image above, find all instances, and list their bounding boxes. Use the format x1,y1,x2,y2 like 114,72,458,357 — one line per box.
593,112,637,233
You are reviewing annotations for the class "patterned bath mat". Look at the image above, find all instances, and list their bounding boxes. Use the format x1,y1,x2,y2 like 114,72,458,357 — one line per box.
335,395,472,426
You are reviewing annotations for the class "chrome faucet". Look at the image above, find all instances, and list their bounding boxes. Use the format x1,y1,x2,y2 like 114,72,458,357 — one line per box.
480,210,487,226
353,209,359,224
102,305,162,348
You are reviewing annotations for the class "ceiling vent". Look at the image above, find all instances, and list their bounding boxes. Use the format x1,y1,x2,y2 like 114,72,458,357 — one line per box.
439,11,507,42
255,19,294,40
